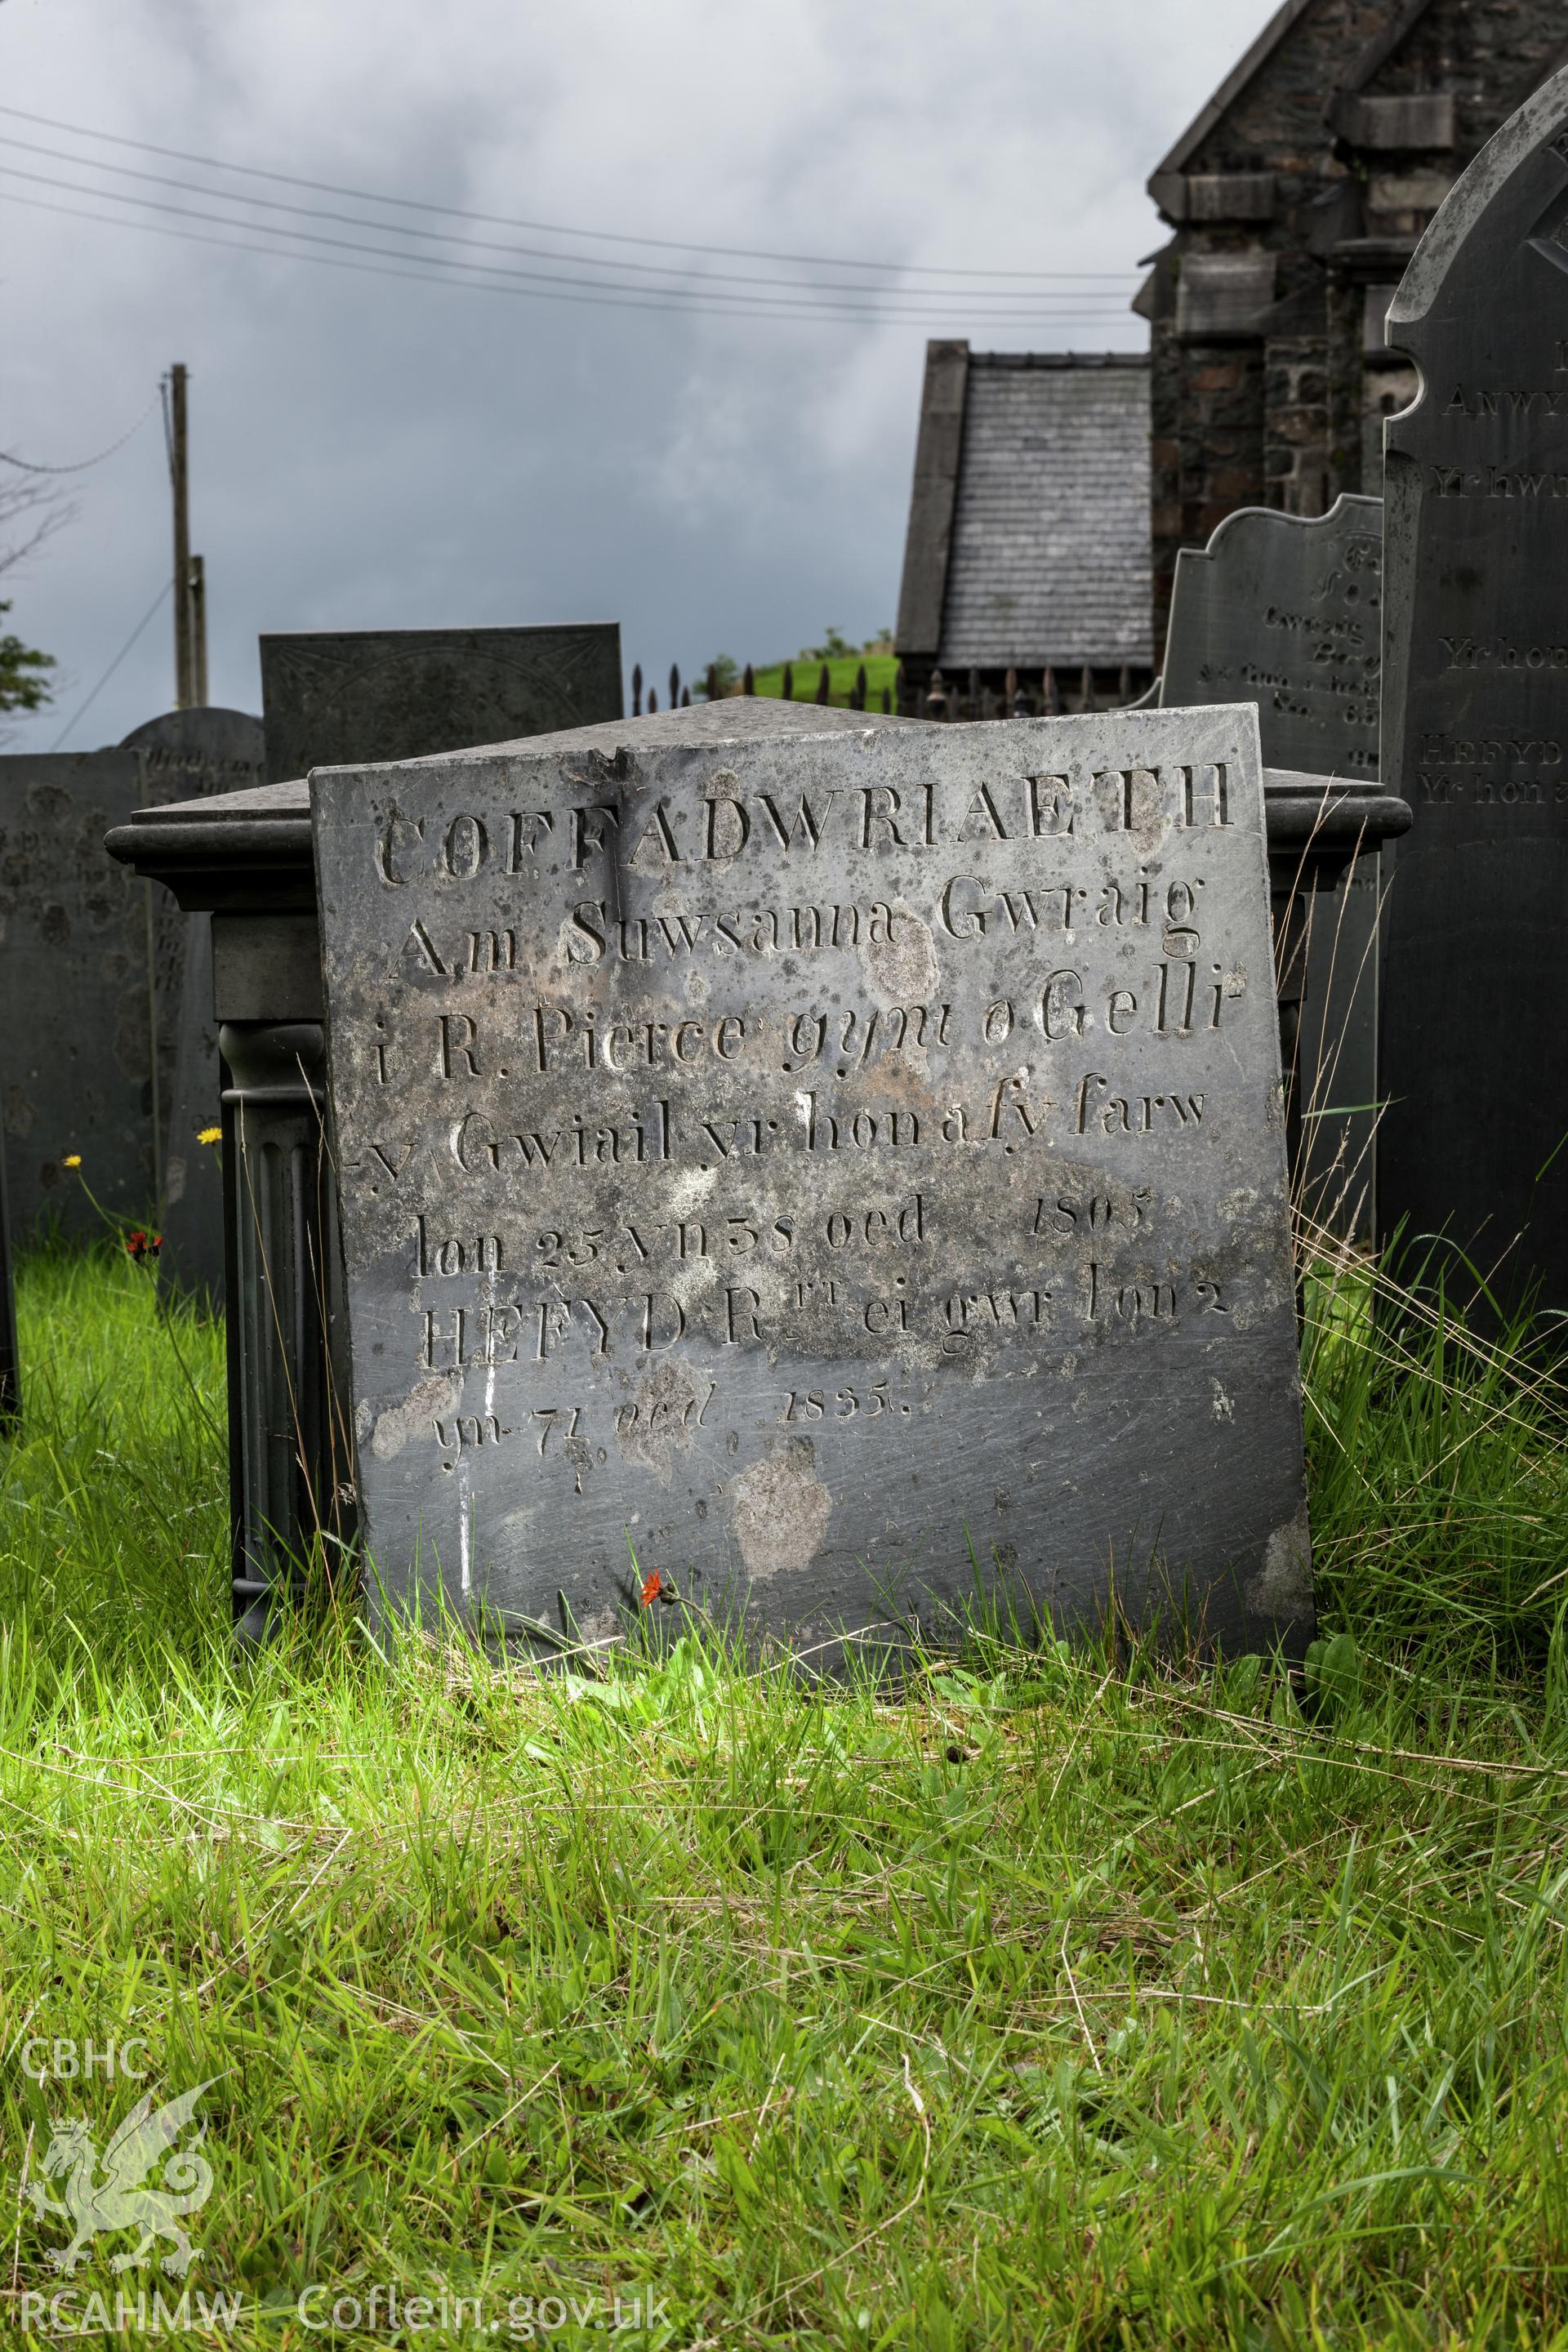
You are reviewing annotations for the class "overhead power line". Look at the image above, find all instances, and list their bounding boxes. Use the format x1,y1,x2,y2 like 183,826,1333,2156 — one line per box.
0,189,1137,327
0,174,1135,325
0,385,160,474
0,102,1138,288
0,131,1134,305
47,576,171,751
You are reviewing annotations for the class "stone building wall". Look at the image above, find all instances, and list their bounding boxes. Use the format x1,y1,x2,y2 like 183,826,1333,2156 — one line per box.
1144,0,1568,650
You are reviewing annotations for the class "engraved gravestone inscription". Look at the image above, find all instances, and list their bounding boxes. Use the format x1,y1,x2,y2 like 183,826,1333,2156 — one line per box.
121,705,267,803
119,706,266,1304
1161,497,1384,1236
0,751,154,1232
1380,62,1568,1308
1163,497,1383,780
312,704,1312,1658
261,626,624,785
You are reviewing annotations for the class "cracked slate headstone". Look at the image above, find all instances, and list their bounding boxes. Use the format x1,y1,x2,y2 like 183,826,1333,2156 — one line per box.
0,751,154,1233
1160,495,1384,1237
261,625,623,784
311,701,1312,1659
1380,60,1568,1311
119,706,266,1307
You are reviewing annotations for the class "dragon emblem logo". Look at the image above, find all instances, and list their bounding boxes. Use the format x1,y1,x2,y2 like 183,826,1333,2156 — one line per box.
26,2081,217,2277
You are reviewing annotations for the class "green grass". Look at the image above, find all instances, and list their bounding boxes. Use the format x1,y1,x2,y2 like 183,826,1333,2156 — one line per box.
2,1241,1568,2346
742,653,902,710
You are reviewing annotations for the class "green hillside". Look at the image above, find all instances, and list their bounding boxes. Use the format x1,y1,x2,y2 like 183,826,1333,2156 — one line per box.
744,650,902,709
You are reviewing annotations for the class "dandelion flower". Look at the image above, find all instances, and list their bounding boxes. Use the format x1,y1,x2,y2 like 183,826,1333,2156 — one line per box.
197,1125,222,1147
61,1153,82,1169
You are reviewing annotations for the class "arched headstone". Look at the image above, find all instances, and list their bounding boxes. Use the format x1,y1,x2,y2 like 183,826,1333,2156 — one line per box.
1379,61,1568,1311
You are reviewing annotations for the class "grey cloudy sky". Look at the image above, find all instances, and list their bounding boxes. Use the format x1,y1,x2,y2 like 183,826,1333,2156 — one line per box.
1,0,1272,750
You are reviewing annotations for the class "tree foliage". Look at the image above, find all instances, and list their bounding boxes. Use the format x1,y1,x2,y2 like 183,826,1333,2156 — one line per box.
0,474,72,722
0,600,55,713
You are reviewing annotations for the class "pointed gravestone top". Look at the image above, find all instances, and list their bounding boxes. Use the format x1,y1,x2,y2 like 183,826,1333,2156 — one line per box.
1379,60,1568,1311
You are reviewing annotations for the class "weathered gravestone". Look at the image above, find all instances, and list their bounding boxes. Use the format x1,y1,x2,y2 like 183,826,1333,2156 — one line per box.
0,1130,17,1426
1380,60,1568,1310
311,702,1313,1659
262,626,623,784
0,751,155,1232
119,707,266,1306
1161,496,1384,1236
120,705,266,804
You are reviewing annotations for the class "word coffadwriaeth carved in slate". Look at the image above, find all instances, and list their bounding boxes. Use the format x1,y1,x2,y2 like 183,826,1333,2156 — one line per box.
261,626,623,783
312,706,1312,1659
1380,61,1568,1312
1161,495,1383,1237
0,751,155,1232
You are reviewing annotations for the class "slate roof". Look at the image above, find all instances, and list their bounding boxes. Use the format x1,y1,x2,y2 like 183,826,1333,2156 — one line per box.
932,353,1152,672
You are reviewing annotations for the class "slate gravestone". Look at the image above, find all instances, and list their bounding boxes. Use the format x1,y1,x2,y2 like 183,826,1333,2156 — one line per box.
121,705,266,803
261,626,623,784
0,751,155,1233
1380,62,1568,1310
311,702,1312,1659
119,707,266,1306
1161,496,1384,1236
1164,497,1383,780
0,1129,17,1426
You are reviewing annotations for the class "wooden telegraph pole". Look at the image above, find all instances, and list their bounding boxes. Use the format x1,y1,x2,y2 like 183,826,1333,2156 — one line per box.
189,554,207,706
168,364,191,708
166,363,208,710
